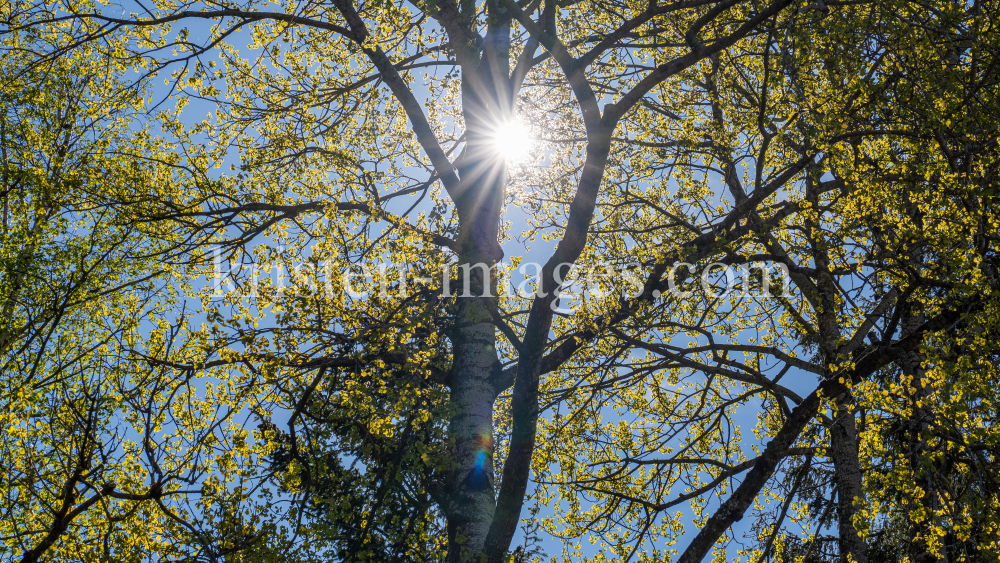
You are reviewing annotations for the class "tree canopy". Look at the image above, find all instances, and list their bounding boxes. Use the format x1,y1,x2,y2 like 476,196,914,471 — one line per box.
1,0,999,561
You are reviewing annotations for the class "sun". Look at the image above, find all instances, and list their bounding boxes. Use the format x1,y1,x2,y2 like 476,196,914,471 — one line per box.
493,120,532,162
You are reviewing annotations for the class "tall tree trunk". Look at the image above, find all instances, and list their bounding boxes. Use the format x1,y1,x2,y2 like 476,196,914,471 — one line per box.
447,292,499,561
446,119,506,560
446,7,516,558
805,169,870,563
830,397,868,563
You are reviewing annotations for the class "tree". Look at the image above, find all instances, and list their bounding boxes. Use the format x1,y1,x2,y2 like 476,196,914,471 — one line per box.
2,0,998,561
0,31,289,563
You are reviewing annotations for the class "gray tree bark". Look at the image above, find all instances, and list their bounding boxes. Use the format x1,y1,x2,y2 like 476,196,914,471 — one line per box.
446,67,508,557
447,294,500,561
830,397,868,563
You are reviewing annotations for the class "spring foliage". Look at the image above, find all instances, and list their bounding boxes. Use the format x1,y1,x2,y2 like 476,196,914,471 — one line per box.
1,0,999,561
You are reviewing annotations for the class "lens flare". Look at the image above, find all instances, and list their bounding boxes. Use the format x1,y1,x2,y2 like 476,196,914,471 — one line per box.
493,120,532,162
